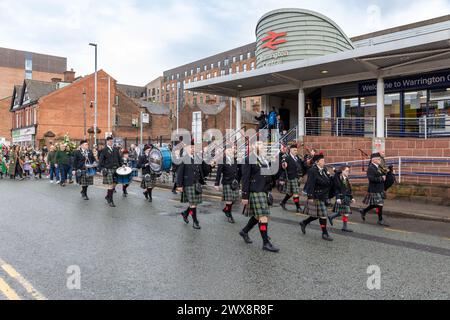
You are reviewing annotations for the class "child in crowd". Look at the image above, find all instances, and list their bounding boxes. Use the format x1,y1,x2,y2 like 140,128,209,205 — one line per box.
23,156,32,178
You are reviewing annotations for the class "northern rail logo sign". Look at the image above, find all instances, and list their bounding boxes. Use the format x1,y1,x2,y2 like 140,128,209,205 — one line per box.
261,31,287,50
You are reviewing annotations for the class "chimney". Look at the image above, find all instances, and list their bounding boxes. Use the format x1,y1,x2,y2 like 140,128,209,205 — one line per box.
63,69,75,83
51,77,62,83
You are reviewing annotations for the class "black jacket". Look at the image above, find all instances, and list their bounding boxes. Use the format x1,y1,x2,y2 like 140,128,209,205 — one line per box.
137,154,156,176
73,149,96,171
215,158,241,186
176,156,206,188
334,171,354,204
304,164,333,201
367,163,385,194
255,114,267,130
282,153,305,180
241,155,273,200
99,146,123,170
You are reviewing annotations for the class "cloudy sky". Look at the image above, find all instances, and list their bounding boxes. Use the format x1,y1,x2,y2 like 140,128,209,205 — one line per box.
0,0,449,85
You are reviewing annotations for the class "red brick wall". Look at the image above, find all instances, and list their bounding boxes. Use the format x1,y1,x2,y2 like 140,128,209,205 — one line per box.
0,96,12,141
303,136,450,186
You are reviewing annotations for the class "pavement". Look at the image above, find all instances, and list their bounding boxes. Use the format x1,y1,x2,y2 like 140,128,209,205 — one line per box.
0,178,449,300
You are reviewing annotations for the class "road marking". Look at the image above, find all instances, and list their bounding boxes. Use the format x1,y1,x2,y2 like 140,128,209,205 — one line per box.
443,238,450,241
0,277,21,300
384,228,412,235
0,259,47,300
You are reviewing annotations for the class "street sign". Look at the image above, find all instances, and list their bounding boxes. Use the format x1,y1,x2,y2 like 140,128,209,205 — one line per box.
142,113,150,124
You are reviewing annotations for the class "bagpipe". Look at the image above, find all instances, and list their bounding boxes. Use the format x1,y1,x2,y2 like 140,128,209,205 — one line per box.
359,149,397,191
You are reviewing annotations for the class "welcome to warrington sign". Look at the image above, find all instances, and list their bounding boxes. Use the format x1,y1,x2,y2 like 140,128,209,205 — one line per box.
359,70,450,96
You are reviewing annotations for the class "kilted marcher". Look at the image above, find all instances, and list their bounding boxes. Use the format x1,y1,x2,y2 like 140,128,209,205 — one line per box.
328,166,356,232
239,142,279,253
214,146,241,224
73,140,96,201
300,154,334,241
99,136,123,207
280,144,305,213
120,150,132,197
137,145,158,202
176,143,207,230
359,153,390,227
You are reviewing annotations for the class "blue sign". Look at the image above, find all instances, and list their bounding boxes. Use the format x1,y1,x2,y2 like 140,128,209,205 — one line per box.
359,70,450,96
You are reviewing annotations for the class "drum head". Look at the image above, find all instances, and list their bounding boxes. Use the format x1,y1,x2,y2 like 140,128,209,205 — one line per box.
149,149,163,173
117,167,132,176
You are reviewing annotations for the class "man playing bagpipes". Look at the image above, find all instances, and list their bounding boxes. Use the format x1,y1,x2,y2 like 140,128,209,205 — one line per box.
73,140,96,201
137,144,158,202
99,136,123,207
359,153,390,227
279,143,306,213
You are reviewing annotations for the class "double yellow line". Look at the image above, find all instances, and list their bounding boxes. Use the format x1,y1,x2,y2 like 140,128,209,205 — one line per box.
0,258,46,300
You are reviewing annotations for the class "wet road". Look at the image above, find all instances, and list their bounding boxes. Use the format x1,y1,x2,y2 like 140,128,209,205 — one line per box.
0,179,449,300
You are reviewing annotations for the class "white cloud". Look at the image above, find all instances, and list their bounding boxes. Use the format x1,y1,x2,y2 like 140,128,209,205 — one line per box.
0,0,449,85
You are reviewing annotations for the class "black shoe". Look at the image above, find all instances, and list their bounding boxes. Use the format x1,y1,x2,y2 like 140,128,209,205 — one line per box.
105,196,110,204
263,241,280,253
227,216,235,224
143,191,149,200
280,202,287,211
193,222,201,230
181,211,189,224
172,190,178,195
123,193,127,198
342,228,353,233
359,209,366,222
148,195,153,203
109,201,116,208
377,220,390,227
322,234,334,241
239,231,253,244
299,222,306,235
83,194,89,201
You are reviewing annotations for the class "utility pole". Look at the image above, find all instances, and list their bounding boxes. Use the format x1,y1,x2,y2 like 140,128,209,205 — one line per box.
83,88,87,140
89,43,98,145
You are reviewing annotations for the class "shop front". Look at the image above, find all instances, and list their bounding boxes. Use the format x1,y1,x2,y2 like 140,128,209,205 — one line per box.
11,126,36,147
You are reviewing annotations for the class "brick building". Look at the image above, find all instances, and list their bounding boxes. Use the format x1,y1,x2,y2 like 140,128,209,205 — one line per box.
9,70,152,147
0,47,67,99
145,76,163,103
0,96,12,143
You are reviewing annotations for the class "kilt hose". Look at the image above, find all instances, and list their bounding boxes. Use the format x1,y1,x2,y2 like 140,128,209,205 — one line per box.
79,172,94,187
303,199,328,218
245,192,270,220
222,184,240,203
140,174,157,189
283,178,300,195
102,169,118,186
363,192,385,206
181,185,203,205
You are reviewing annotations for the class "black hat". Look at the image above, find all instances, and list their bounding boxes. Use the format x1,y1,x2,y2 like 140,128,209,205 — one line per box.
80,140,88,146
106,136,113,141
313,154,325,163
371,152,381,159
289,143,299,149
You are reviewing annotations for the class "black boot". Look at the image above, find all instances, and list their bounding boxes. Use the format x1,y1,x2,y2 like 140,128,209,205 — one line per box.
320,219,333,241
300,217,317,235
239,231,253,244
181,208,190,224
143,191,149,200
280,194,291,211
359,209,367,221
109,190,116,208
123,186,128,197
293,197,302,213
148,189,153,202
191,208,201,230
260,223,279,253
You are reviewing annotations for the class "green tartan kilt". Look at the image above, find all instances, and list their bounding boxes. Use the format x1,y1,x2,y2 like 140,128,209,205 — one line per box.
303,199,328,218
140,175,156,189
333,203,352,216
222,184,240,203
102,169,118,185
283,178,300,195
181,185,203,205
79,172,94,186
363,192,385,206
246,192,270,219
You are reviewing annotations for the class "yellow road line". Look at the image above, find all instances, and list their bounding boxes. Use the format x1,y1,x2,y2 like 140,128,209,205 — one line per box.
0,259,47,300
384,228,412,235
0,277,21,300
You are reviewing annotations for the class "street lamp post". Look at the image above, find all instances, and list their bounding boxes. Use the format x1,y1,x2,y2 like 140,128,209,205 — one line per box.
89,43,98,145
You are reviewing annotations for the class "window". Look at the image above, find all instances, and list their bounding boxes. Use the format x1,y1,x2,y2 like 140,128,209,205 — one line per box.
211,63,214,69
240,54,243,61
177,74,180,79
229,68,232,74
218,61,221,68
191,69,194,75
204,65,207,71
235,65,240,73
404,91,427,118
224,59,229,66
196,67,200,73
247,52,251,59
171,75,174,81
185,71,188,77
243,100,247,109
221,70,226,76
25,71,32,80
232,57,237,63
115,115,120,126
251,62,255,70
25,58,32,71
214,72,217,77
243,64,247,72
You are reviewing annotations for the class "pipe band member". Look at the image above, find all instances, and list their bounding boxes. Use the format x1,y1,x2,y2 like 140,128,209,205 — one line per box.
99,136,123,208
280,143,305,213
328,166,356,233
240,141,280,253
73,140,96,201
120,149,132,197
215,145,241,224
176,143,207,230
300,153,334,242
137,144,157,202
360,153,390,227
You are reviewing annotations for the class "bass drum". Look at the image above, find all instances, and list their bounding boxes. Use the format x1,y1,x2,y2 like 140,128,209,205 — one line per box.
149,147,172,174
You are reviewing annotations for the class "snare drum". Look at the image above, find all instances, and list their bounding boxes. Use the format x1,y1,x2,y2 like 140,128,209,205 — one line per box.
85,163,98,177
116,166,133,185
